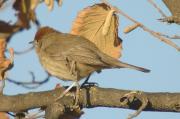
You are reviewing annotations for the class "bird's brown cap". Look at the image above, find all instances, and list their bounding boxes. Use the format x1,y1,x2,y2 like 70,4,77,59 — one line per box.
34,26,56,41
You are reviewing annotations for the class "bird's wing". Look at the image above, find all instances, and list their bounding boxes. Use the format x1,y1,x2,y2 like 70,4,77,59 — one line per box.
64,45,106,66
43,33,107,66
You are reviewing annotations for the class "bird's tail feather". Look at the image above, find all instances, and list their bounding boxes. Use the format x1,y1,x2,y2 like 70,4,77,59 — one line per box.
115,61,150,73
100,52,150,73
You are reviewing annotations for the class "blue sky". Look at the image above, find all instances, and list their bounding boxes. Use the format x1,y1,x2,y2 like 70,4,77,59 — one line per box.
0,0,180,119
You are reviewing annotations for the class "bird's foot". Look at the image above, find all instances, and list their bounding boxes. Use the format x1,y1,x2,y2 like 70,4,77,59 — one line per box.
72,82,81,109
54,82,81,111
55,82,77,101
81,82,99,88
120,91,148,119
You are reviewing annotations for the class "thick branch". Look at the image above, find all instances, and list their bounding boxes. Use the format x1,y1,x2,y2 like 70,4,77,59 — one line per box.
0,86,180,113
45,102,65,119
86,87,180,112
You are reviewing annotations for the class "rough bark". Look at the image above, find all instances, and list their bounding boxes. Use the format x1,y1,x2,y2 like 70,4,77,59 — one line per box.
0,86,180,118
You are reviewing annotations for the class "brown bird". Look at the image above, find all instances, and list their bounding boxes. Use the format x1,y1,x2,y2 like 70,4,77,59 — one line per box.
34,26,150,105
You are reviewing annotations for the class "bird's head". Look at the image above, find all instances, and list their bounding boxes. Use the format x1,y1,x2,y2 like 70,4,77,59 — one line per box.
32,26,56,49
35,26,55,42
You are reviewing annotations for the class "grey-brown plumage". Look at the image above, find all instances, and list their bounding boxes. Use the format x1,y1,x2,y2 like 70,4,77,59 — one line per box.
34,26,150,82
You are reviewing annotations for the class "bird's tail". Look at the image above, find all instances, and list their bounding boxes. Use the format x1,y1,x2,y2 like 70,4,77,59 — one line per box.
99,52,150,73
114,61,150,73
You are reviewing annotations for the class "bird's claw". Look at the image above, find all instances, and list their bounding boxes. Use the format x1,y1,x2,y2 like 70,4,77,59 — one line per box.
81,82,99,88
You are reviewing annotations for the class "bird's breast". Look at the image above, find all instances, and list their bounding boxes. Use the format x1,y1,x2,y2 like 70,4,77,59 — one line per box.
38,54,77,81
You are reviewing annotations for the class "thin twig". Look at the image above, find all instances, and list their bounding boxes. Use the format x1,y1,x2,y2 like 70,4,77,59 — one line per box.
147,0,167,18
158,33,180,39
101,0,180,51
6,72,51,89
13,46,34,55
7,112,15,117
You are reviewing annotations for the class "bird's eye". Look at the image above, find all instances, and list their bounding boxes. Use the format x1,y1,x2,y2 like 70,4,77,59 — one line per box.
34,40,38,45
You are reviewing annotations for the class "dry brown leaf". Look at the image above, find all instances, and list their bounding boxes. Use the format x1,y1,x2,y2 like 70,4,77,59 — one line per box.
0,21,19,39
102,9,116,35
30,0,39,10
0,112,9,119
44,0,62,11
0,39,14,80
44,0,54,11
71,3,122,59
44,0,50,6
47,0,54,11
13,0,39,29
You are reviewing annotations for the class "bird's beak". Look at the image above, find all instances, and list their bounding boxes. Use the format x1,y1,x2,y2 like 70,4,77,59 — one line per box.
29,41,34,44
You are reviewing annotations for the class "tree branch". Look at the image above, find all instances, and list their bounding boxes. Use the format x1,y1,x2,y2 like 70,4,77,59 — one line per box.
0,86,180,114
147,0,167,18
45,102,65,119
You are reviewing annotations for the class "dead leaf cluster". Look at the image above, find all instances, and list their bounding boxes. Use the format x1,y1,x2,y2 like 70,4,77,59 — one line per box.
0,39,13,80
0,0,63,42
71,3,122,59
13,0,39,29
